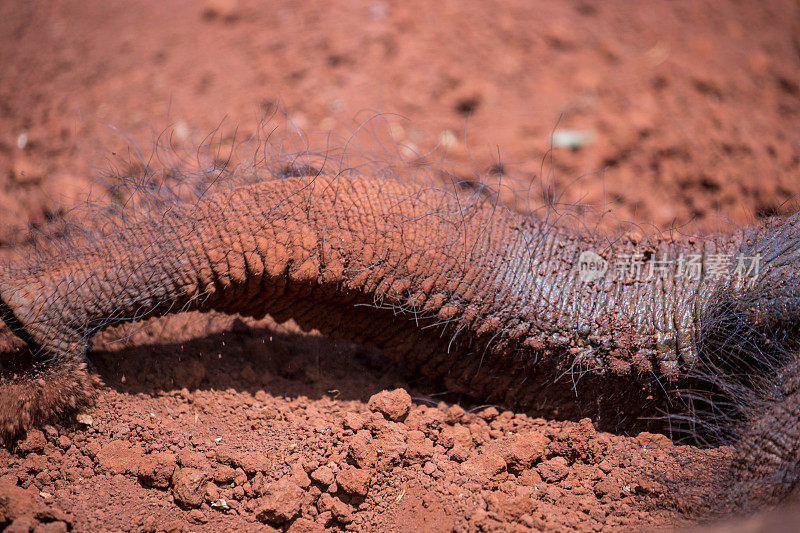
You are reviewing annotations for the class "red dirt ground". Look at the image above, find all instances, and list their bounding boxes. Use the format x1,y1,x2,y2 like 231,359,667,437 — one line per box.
1,1,799,531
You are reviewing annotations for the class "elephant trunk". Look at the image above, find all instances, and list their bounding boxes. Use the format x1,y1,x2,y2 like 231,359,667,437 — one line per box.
0,173,742,434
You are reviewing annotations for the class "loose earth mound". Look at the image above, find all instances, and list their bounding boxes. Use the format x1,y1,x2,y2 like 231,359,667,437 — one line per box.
1,0,799,530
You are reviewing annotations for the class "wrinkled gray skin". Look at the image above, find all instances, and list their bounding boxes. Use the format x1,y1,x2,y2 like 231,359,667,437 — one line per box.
1,172,799,507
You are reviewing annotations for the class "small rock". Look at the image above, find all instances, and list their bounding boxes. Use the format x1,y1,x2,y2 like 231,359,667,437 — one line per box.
75,414,93,426
138,452,177,488
336,465,370,496
172,468,208,508
330,499,354,524
445,404,466,424
204,482,220,503
404,430,434,464
343,412,365,431
448,446,471,463
255,479,304,525
551,129,595,149
316,510,333,527
187,509,208,524
368,389,412,421
310,466,335,486
518,468,543,487
214,445,237,465
213,465,236,485
439,425,472,450
503,432,548,472
290,462,311,489
233,452,272,475
538,456,569,483
477,407,499,421
210,498,230,510
17,430,46,454
348,431,377,468
233,468,247,486
594,476,623,499
316,493,336,513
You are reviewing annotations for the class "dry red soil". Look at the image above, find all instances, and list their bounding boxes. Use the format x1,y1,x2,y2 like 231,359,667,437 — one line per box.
1,1,799,531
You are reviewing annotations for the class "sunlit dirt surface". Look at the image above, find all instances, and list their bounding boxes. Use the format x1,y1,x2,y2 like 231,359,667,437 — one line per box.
1,1,799,530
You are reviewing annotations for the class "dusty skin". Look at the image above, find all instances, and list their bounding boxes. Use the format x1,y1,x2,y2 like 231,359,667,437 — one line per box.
2,0,800,531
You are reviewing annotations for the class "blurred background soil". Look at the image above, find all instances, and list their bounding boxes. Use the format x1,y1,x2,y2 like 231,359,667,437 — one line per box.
0,0,799,531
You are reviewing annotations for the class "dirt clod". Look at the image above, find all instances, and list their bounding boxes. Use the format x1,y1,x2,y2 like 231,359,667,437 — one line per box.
310,465,335,487
336,465,371,496
138,452,177,488
367,388,412,422
539,456,570,483
16,430,46,455
172,468,208,509
255,479,305,525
